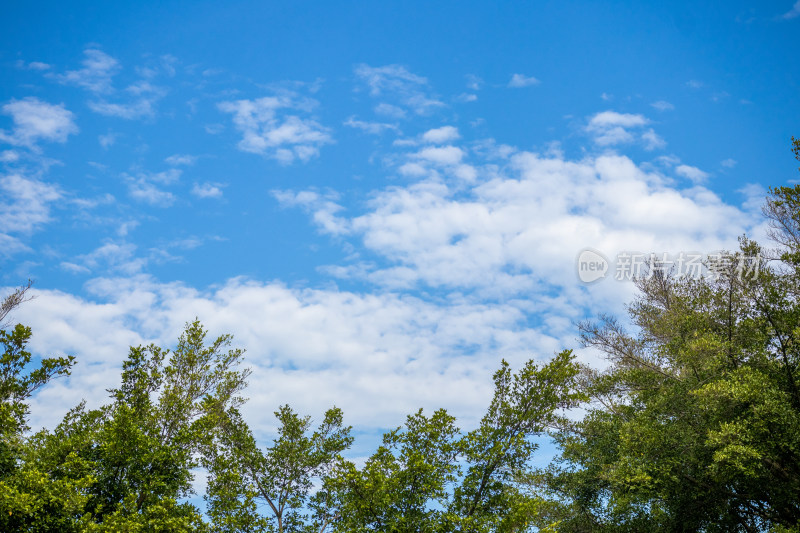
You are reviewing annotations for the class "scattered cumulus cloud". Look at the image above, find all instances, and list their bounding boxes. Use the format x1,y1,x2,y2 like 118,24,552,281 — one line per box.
0,174,62,234
641,129,667,150
585,110,663,150
0,150,20,162
343,117,400,135
16,60,52,71
218,94,332,164
675,164,710,183
421,126,460,144
465,74,483,91
123,169,181,207
281,134,756,298
374,103,407,119
0,173,62,257
655,154,681,168
721,158,738,168
98,132,117,149
273,189,348,235
88,82,165,120
650,100,675,111
20,277,562,431
357,64,426,95
355,64,445,116
414,145,465,166
61,241,145,276
55,49,119,93
165,154,198,166
455,93,478,103
782,0,800,19
508,73,540,88
0,97,78,149
191,182,224,199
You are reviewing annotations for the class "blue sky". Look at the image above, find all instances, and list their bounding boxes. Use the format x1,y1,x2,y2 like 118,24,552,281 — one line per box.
1,0,799,462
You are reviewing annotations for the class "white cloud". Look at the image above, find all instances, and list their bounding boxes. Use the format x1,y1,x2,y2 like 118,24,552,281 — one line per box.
165,154,198,166
0,98,78,148
20,61,52,71
191,182,224,199
421,126,460,144
455,93,478,103
588,111,649,129
127,180,175,206
0,173,61,258
655,154,681,167
0,150,20,162
0,174,62,234
641,129,667,150
675,164,710,183
88,84,165,120
721,158,737,168
356,64,426,96
586,111,664,150
288,141,756,298
98,132,117,149
686,80,704,89
374,103,407,119
55,49,119,93
0,235,31,257
355,64,445,116
782,0,800,19
343,117,400,135
415,145,464,166
61,242,146,276
465,74,483,91
19,277,565,432
650,100,675,111
273,189,348,235
124,169,181,206
218,94,332,164
508,73,540,88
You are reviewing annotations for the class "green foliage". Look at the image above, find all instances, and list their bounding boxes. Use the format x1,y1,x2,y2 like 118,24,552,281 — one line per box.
328,350,584,532
0,319,79,532
204,404,352,532
536,184,800,530
0,319,249,530
328,407,460,532
0,324,75,436
83,320,250,525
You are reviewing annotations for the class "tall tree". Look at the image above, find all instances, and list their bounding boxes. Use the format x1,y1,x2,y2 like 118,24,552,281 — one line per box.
327,350,583,532
0,283,81,531
204,404,352,533
536,142,800,531
1,319,251,531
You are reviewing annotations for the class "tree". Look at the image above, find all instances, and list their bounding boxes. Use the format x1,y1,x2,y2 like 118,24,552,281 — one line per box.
204,404,352,533
327,350,583,532
0,319,250,531
0,282,80,531
535,143,800,531
0,279,33,329
79,319,250,529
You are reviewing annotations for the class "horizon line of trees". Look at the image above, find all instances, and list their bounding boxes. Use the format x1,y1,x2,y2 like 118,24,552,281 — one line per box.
1,138,799,531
